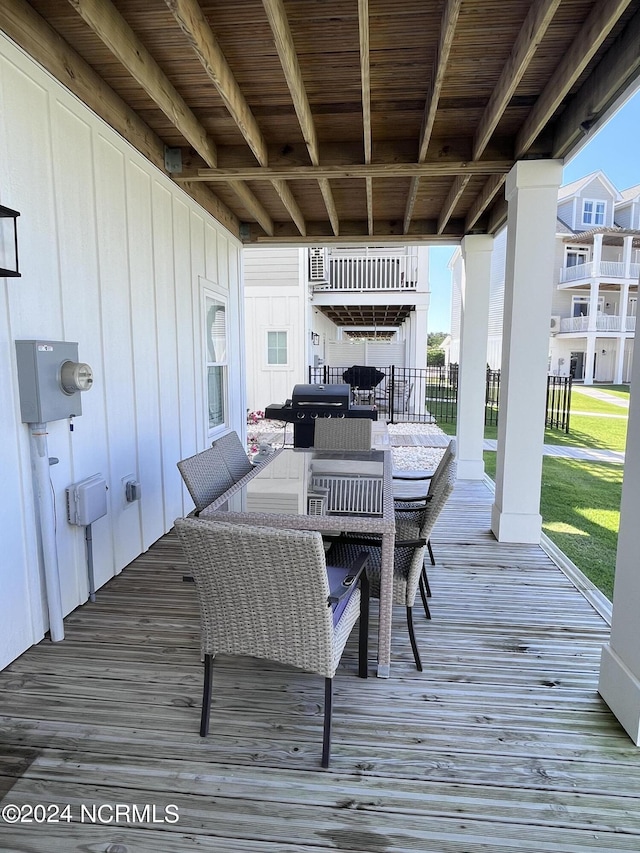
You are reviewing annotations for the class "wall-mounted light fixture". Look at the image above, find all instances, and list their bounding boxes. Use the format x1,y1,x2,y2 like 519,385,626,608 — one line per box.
310,331,320,345
0,205,21,277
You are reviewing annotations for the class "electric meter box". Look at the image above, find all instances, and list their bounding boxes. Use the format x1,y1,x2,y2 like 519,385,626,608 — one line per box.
66,474,108,526
15,340,90,423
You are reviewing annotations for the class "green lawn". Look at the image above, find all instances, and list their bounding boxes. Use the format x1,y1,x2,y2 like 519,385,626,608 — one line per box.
483,453,622,600
437,383,629,602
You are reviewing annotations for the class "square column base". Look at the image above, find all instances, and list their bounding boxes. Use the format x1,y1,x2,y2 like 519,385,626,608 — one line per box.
599,644,640,745
491,504,542,543
457,459,485,480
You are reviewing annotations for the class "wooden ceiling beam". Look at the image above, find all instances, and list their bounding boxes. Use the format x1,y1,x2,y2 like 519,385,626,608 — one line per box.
437,176,471,235
0,0,239,237
417,0,463,163
464,174,506,233
552,8,640,159
185,161,512,182
515,0,634,158
165,0,304,235
473,0,562,160
262,0,339,235
165,0,266,165
405,0,462,234
67,0,274,235
358,0,373,235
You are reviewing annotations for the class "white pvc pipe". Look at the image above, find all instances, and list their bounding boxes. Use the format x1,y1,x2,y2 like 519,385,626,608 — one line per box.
29,423,64,641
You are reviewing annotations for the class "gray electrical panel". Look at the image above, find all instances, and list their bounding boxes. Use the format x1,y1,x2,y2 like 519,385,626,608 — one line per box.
66,474,108,526
15,340,90,423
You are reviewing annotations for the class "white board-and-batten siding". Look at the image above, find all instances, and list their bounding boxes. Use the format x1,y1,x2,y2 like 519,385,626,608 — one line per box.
243,247,306,412
0,34,244,669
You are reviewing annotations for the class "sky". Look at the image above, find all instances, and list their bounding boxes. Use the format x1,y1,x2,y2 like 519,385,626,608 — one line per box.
428,87,640,333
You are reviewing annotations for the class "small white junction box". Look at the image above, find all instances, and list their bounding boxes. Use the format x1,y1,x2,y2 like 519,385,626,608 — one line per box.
66,474,108,526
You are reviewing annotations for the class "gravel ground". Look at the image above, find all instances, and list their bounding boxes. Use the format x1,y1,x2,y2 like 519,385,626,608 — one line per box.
247,418,447,472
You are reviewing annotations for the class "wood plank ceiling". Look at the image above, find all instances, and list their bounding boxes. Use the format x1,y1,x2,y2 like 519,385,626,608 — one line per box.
2,0,640,245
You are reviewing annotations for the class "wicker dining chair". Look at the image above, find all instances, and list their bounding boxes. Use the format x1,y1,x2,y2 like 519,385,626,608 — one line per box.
177,445,236,515
174,517,370,768
313,418,373,450
328,446,456,671
393,439,457,603
213,430,254,481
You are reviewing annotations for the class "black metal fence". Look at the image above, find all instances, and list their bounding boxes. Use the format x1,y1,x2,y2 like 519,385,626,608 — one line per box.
309,364,572,432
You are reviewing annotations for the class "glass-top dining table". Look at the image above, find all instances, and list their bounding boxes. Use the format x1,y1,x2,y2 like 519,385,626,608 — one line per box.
200,447,396,677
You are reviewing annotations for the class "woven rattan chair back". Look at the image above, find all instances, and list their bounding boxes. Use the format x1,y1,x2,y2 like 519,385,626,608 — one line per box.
213,431,253,481
313,418,373,450
174,516,368,766
177,446,235,514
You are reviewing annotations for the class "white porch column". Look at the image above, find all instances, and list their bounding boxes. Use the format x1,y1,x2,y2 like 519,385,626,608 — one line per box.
457,235,494,479
599,333,640,744
491,160,563,543
615,280,631,384
623,235,634,279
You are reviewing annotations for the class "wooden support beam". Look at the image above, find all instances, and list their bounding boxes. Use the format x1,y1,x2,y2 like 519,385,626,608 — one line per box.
417,0,462,163
318,179,340,237
68,0,217,167
552,8,640,159
262,0,319,163
406,0,461,234
165,0,267,166
438,175,471,235
231,182,274,236
186,161,512,182
515,0,633,158
67,0,273,235
165,0,304,234
0,0,239,237
358,0,373,235
464,174,506,233
403,177,420,235
473,0,562,160
262,0,338,235
272,179,306,236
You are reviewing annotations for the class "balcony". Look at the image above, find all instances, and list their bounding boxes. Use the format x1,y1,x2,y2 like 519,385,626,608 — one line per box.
559,260,640,284
312,252,418,292
1,480,638,851
559,315,637,333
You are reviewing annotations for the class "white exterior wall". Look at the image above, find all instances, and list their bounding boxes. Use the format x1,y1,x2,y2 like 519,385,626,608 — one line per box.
0,36,243,669
243,247,306,410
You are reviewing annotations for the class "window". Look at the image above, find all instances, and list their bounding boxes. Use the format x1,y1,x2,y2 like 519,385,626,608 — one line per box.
566,247,589,267
205,292,228,431
267,330,288,365
582,199,606,226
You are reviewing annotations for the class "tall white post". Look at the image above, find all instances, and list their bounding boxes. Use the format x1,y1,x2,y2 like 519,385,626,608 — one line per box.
491,160,563,543
457,235,494,479
599,319,640,744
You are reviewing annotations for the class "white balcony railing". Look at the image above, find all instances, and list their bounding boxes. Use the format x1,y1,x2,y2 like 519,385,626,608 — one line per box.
312,254,418,292
560,262,593,283
559,260,640,284
559,314,637,333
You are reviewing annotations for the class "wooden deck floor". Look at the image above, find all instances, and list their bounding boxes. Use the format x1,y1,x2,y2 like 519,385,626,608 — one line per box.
1,480,640,851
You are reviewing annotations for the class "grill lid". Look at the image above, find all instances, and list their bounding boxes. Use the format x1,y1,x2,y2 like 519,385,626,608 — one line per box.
291,383,350,408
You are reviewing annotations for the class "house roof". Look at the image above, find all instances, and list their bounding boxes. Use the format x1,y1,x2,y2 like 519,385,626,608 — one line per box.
619,185,640,203
563,226,640,245
5,0,640,245
557,170,621,202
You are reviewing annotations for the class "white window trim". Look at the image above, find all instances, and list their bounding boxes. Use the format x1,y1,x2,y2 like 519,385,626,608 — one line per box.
265,328,290,369
581,198,606,227
204,284,229,438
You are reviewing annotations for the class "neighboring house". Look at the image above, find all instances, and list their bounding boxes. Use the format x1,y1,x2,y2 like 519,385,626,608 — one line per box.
244,245,430,411
447,172,640,384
